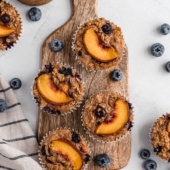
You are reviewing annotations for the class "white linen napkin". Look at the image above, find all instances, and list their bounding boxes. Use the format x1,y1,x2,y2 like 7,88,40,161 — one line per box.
0,75,42,170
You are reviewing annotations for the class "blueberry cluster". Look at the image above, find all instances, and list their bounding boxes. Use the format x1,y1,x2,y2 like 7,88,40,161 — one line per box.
150,23,170,72
140,149,157,170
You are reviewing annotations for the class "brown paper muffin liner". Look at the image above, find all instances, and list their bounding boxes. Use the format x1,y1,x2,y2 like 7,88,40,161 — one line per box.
18,0,52,6
71,18,126,71
0,1,22,51
149,113,170,163
32,62,85,116
81,91,134,143
38,127,91,170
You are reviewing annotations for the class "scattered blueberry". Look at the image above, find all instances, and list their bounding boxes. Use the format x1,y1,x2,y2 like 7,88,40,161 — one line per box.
140,149,151,160
72,131,81,143
94,154,110,168
0,99,7,113
110,69,123,81
84,154,91,163
150,43,164,57
95,106,106,118
9,78,22,90
143,159,157,170
102,23,113,34
165,61,170,72
28,7,42,21
58,67,72,77
0,13,10,24
51,39,63,52
160,23,170,35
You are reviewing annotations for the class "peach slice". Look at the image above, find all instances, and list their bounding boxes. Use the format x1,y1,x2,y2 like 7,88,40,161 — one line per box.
50,140,83,170
0,25,14,37
83,28,117,62
96,99,129,135
167,121,170,133
37,74,72,105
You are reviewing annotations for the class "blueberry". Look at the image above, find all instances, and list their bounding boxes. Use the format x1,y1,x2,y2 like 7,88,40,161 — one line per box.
28,7,42,21
0,13,10,24
72,131,81,143
58,67,72,77
94,154,110,168
153,146,162,155
140,149,150,160
102,23,113,34
165,61,170,72
160,23,170,35
95,106,106,118
150,43,164,57
9,78,22,90
51,39,63,52
84,154,90,163
0,99,7,113
110,69,123,81
143,160,157,170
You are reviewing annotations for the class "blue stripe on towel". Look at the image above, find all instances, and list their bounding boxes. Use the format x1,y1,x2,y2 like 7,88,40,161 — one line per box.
0,152,39,160
0,119,28,127
2,136,36,142
0,87,11,93
0,165,15,170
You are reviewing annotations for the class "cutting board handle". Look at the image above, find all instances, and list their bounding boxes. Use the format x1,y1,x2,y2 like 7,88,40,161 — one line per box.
72,0,98,19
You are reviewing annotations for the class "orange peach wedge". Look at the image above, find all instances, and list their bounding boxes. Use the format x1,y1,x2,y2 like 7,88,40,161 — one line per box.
96,99,129,135
50,140,83,170
0,25,14,37
37,74,72,105
83,28,117,62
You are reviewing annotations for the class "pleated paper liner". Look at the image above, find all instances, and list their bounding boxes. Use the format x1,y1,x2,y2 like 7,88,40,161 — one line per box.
38,127,91,170
0,1,22,51
81,91,134,143
71,17,126,72
32,62,85,116
18,0,52,6
149,113,170,163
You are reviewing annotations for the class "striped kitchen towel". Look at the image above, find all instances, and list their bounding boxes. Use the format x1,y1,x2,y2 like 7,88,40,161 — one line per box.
0,75,42,170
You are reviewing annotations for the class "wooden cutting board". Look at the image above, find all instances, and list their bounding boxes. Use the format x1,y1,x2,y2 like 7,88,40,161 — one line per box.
38,0,131,169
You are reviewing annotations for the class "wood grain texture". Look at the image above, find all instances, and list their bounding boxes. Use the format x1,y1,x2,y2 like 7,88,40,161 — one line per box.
38,0,131,169
18,0,52,6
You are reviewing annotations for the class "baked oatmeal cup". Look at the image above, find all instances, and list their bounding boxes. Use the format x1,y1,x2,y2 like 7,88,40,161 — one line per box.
33,63,84,115
39,128,91,170
72,18,126,70
0,1,22,50
150,113,170,162
82,91,133,142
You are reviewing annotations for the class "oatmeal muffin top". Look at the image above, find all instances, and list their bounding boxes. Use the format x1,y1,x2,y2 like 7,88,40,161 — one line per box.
82,92,133,141
0,1,22,50
39,129,90,170
73,18,126,70
33,63,84,115
150,113,170,161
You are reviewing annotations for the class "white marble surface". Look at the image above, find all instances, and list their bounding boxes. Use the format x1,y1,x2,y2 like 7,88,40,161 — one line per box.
0,0,170,169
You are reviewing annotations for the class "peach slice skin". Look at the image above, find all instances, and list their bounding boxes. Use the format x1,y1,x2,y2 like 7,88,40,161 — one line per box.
83,28,117,62
96,99,129,135
0,25,14,37
37,74,72,105
50,140,83,170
